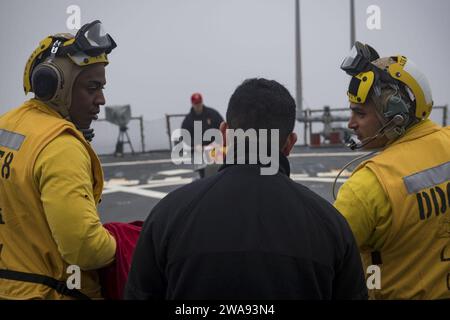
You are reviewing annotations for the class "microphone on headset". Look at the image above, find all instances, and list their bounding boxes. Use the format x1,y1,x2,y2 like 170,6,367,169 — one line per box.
347,134,380,150
347,138,358,150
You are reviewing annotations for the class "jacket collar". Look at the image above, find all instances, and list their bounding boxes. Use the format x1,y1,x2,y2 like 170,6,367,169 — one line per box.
218,152,291,177
26,98,64,119
389,119,441,148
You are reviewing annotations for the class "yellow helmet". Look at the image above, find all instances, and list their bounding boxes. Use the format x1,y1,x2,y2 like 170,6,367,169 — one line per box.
341,42,433,121
23,20,116,119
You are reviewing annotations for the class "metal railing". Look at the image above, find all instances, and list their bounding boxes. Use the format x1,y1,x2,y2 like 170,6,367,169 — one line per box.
297,105,448,146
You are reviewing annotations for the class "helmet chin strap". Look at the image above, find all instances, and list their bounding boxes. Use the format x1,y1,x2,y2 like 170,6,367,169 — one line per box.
46,98,95,142
47,57,95,142
71,116,95,143
77,127,95,142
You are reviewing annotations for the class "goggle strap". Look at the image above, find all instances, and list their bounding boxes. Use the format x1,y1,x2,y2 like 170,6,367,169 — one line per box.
48,40,63,61
366,44,380,61
348,77,361,97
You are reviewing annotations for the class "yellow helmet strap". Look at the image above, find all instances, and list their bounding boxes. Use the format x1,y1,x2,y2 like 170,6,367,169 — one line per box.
347,71,375,104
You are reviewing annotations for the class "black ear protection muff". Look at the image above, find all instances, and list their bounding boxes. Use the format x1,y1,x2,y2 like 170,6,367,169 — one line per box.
29,39,64,101
30,62,63,101
382,92,411,140
384,94,409,122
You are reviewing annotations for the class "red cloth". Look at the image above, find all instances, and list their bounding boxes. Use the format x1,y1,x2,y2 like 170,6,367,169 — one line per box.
100,221,143,300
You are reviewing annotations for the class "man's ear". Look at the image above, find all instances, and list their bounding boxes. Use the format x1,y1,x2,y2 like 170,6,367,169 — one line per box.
219,121,228,146
281,132,297,156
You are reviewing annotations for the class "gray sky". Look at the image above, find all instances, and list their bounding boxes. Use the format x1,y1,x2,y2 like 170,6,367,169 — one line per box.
1,0,449,152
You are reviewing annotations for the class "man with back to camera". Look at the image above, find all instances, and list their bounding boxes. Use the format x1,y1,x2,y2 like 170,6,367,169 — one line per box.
124,78,368,300
335,41,450,299
0,20,117,299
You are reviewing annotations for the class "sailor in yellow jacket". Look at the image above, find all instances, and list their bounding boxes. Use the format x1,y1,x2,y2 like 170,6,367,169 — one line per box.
0,21,117,299
335,42,450,299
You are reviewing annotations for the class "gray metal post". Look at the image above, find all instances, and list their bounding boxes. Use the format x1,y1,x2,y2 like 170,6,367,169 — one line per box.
350,0,356,48
139,115,145,152
166,114,172,150
443,105,448,127
303,110,308,145
295,0,303,120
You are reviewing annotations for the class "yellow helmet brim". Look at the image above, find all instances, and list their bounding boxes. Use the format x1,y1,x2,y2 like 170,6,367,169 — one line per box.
67,52,109,66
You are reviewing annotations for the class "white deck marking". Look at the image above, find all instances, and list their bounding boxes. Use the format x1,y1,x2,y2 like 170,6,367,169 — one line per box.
101,152,368,167
103,178,140,187
291,176,347,183
103,185,168,199
317,169,352,177
157,169,194,176
102,174,346,199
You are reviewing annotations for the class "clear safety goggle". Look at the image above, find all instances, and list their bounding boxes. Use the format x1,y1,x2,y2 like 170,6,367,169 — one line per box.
77,20,116,56
58,20,117,58
340,41,379,76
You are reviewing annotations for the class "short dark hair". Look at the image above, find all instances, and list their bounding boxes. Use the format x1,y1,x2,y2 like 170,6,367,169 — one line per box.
226,78,296,146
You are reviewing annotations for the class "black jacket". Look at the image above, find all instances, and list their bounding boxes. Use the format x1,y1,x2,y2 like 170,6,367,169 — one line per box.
181,106,224,146
124,154,368,300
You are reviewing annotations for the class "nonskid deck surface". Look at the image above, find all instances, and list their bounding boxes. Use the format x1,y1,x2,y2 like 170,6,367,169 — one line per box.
98,146,369,223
